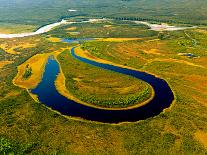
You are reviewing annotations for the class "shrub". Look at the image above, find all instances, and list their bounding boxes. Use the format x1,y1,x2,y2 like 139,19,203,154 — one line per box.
23,64,32,79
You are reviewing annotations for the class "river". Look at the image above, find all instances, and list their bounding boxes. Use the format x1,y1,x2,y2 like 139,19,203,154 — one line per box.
30,47,174,123
0,18,196,39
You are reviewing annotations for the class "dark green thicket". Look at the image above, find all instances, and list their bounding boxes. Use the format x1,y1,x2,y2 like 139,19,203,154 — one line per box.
23,64,32,79
1,0,207,26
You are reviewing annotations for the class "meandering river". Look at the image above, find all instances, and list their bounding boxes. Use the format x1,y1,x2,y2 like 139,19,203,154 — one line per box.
0,18,196,39
0,18,108,39
31,46,174,123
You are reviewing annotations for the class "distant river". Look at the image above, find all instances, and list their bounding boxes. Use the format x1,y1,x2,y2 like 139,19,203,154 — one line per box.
31,46,174,123
0,20,69,38
0,18,108,39
0,18,196,39
134,21,196,31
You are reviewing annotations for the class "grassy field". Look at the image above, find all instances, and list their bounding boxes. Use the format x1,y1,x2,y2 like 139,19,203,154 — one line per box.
50,20,158,39
13,53,51,89
0,18,207,154
0,60,13,69
57,49,152,109
0,23,38,34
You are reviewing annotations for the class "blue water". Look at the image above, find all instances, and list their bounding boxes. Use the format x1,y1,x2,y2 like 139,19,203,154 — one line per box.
31,48,174,123
62,38,94,43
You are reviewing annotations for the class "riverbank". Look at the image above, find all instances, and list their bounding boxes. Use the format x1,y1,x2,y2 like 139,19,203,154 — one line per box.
0,19,68,38
13,53,51,89
55,48,154,110
134,21,197,31
0,18,197,39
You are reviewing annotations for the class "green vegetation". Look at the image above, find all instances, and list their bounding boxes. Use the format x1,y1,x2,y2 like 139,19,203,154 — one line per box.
0,138,13,155
0,23,38,34
80,40,147,69
23,64,32,79
49,20,158,39
1,0,207,27
58,50,152,108
1,9,207,154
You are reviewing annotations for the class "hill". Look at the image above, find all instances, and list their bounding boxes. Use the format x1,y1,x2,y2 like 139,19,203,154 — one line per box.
0,0,207,26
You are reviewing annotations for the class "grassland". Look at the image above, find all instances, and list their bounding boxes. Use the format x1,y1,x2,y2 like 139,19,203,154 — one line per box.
0,23,38,34
57,48,153,109
1,18,207,155
50,20,158,39
0,60,13,69
13,53,50,89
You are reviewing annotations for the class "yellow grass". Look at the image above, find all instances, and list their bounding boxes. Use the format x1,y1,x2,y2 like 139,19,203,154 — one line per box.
66,27,77,31
47,37,61,42
13,53,51,89
75,46,147,72
76,46,115,65
28,90,40,102
12,47,70,103
68,32,80,36
97,38,140,42
0,43,36,54
55,50,91,102
55,62,155,110
13,45,154,110
193,96,207,107
195,29,207,35
0,44,20,54
55,68,88,105
114,85,140,94
143,49,162,55
0,28,13,34
146,39,160,42
195,130,207,148
70,46,155,110
22,43,36,49
149,58,206,69
53,47,71,57
0,61,13,69
4,90,21,99
13,46,69,90
54,49,94,107
103,25,113,28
